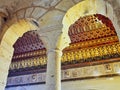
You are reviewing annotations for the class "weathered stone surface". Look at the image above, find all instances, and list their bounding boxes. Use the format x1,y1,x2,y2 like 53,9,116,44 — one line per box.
56,0,75,11
32,0,61,8
31,7,47,20
38,10,65,29
74,0,83,3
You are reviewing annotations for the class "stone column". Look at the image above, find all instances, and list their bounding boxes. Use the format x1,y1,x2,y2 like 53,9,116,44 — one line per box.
46,49,62,90
37,24,70,90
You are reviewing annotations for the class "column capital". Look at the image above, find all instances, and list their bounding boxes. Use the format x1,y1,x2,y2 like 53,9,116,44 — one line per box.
37,24,70,51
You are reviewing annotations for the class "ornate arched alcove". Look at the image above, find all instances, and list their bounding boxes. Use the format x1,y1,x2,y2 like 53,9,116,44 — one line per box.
62,14,120,68
9,31,47,76
61,0,120,82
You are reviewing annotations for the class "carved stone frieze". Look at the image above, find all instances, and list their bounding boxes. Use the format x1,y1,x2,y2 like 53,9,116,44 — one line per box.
7,62,120,87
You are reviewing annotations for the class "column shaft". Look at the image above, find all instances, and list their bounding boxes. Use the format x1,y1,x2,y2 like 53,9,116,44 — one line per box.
46,49,62,90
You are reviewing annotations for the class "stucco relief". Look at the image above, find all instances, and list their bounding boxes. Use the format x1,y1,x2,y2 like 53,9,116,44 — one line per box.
7,62,120,87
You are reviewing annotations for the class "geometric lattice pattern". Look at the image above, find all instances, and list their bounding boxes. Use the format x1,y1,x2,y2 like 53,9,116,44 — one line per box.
13,31,45,54
69,14,117,43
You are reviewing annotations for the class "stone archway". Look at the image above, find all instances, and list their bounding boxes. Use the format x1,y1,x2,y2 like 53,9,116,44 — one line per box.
60,0,120,90
0,0,119,90
0,18,39,90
